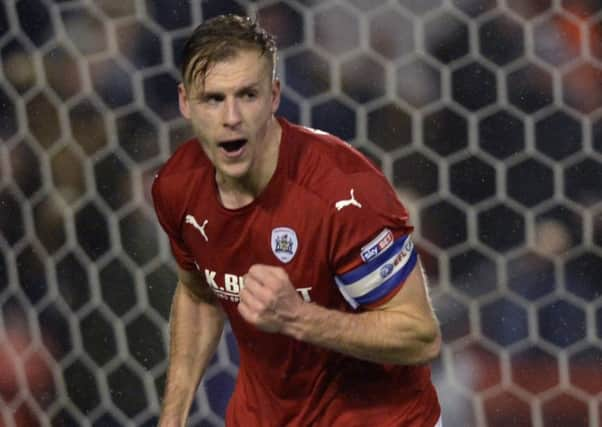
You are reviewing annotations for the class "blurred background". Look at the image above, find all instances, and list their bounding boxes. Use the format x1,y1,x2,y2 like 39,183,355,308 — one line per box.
0,0,601,426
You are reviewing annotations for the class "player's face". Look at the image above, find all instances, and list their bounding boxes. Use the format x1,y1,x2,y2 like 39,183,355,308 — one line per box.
178,49,281,182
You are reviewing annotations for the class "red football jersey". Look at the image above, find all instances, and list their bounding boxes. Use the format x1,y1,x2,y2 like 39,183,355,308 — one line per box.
152,118,440,426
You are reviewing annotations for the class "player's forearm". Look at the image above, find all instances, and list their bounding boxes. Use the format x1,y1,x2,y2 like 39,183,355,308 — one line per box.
283,303,440,365
159,283,225,426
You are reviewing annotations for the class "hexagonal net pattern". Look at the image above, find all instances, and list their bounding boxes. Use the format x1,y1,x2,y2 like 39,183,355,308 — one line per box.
0,0,601,426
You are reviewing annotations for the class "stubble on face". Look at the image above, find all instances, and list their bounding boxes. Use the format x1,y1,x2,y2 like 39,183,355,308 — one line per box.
181,49,281,195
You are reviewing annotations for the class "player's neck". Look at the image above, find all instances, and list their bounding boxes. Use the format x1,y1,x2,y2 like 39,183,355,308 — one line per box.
216,119,281,209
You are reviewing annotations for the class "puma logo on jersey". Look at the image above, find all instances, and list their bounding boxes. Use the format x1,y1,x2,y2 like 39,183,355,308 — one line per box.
335,189,362,211
185,215,208,241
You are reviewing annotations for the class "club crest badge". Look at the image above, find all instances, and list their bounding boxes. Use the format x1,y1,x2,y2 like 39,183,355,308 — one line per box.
271,227,298,263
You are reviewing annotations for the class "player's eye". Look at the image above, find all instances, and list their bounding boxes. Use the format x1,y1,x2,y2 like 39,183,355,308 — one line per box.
241,90,258,100
201,94,224,104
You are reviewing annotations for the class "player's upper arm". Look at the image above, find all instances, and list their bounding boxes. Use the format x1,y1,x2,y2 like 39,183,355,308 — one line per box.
334,230,419,309
373,261,436,318
177,266,219,305
372,261,441,362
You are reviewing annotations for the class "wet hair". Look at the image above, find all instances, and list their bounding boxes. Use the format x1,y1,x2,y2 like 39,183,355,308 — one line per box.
181,14,277,91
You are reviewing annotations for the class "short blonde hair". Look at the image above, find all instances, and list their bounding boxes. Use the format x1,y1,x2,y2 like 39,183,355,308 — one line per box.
181,14,277,91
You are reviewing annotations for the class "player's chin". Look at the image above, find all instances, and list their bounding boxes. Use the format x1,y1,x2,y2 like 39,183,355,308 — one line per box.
217,159,252,179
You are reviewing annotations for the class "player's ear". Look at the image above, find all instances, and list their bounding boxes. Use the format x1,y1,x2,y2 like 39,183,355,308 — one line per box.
178,83,191,119
271,79,281,114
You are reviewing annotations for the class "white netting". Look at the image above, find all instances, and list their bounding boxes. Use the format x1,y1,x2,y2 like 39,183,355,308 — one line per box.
0,0,601,426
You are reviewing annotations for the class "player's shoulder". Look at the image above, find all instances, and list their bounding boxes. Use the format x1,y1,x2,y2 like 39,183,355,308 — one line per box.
151,138,211,204
286,120,372,172
155,138,208,181
283,119,389,202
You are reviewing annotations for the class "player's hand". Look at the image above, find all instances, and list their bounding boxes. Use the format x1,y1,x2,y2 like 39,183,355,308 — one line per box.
238,264,304,333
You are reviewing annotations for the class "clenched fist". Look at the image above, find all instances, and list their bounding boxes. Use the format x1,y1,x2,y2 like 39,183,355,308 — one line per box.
238,264,305,333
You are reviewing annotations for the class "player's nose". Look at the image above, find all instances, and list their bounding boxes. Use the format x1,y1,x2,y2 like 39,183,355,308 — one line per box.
223,98,242,128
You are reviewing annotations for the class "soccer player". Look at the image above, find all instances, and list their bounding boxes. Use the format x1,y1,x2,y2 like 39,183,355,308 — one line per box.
153,14,442,427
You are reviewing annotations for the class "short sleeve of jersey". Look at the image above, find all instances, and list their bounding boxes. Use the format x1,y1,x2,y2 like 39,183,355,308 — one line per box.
329,171,417,310
151,176,196,271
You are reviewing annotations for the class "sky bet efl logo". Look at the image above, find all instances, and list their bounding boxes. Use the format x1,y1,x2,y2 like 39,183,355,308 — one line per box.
361,228,394,263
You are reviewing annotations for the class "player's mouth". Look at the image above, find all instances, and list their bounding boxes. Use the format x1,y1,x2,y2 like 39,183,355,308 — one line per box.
218,138,248,158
